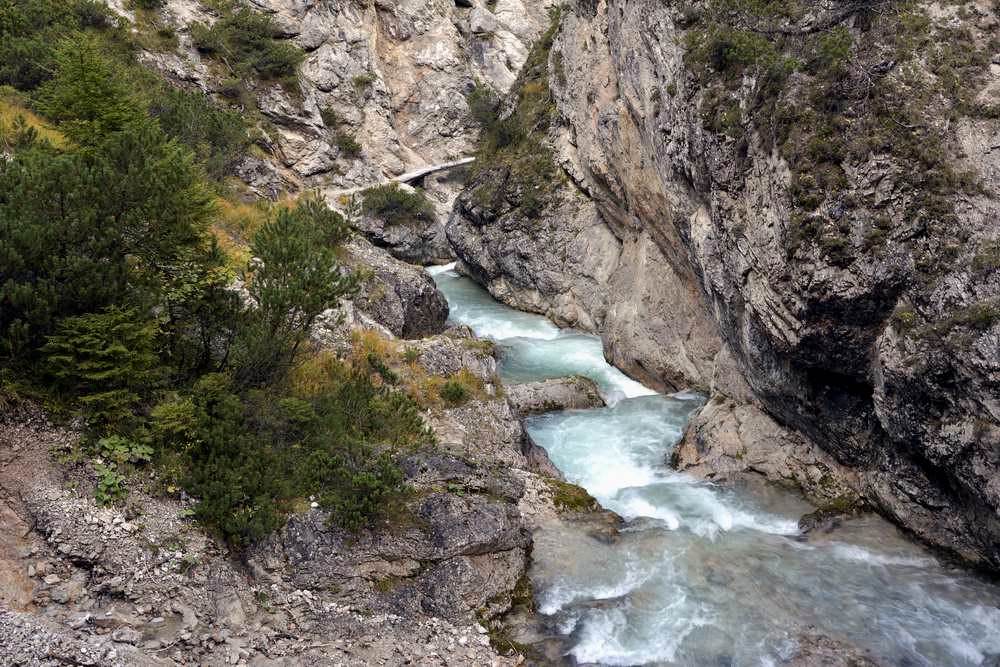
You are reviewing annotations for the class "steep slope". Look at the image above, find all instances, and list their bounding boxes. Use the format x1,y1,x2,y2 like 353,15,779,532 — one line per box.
449,0,1000,569
122,0,557,192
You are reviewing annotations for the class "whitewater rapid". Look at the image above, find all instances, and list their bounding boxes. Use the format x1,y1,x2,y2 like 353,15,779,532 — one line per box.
429,264,1000,666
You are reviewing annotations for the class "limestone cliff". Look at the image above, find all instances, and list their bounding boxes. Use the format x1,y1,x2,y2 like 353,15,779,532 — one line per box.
448,0,1000,569
120,0,557,193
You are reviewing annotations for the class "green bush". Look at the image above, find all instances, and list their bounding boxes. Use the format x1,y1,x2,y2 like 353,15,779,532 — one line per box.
334,130,362,158
466,82,500,130
439,379,469,406
93,462,127,505
192,7,303,83
42,308,163,431
0,0,118,91
229,195,356,388
97,434,153,465
36,36,145,146
0,120,211,362
149,85,250,181
361,183,434,225
148,362,430,546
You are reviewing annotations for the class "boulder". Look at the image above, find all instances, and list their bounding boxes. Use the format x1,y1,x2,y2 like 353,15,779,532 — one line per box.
344,236,449,339
352,202,454,266
505,376,605,416
672,397,861,507
788,631,883,666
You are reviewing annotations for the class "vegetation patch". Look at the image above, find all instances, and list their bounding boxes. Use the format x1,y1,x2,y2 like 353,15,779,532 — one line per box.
334,130,363,158
466,7,564,219
191,2,303,89
546,478,599,513
0,10,434,550
361,182,435,225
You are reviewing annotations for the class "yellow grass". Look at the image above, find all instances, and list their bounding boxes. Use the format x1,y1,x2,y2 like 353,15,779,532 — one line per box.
0,93,66,149
287,349,344,399
209,194,297,270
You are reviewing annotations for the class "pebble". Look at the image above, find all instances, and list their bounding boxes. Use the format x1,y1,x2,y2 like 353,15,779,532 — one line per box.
43,574,61,585
110,627,141,645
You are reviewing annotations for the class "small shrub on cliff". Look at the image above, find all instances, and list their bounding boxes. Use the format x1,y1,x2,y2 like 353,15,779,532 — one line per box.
334,130,362,158
439,379,469,406
467,8,563,218
361,183,435,226
229,195,356,388
191,6,303,84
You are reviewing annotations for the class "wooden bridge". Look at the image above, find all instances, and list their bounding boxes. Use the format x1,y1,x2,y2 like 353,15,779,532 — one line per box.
325,156,475,206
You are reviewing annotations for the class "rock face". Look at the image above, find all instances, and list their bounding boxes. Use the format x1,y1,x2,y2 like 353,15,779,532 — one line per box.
448,156,727,392
343,236,449,338
137,0,558,193
506,376,605,416
353,201,454,265
451,0,1000,569
0,328,567,664
672,396,861,507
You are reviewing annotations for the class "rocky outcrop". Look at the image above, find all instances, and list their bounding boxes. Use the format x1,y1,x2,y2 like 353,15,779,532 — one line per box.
132,0,557,191
506,376,605,416
342,236,449,338
788,631,882,667
352,193,455,265
672,396,861,507
451,0,1000,569
255,460,530,621
0,327,561,664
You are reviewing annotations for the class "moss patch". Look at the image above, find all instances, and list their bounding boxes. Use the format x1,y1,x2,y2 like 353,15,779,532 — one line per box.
546,478,599,513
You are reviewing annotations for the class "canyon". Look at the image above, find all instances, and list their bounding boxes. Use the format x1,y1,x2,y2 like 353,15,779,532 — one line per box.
2,0,999,665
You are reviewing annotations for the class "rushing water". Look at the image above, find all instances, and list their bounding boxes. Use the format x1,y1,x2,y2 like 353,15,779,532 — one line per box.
429,263,1000,666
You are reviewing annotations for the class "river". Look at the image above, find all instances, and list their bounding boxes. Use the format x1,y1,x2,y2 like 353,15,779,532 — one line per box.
428,263,1000,666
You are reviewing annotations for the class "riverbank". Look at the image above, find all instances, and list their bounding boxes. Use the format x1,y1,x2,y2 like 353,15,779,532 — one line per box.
430,264,1000,666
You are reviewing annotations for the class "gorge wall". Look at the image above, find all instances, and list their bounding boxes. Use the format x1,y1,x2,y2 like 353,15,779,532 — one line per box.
448,0,1000,570
125,0,557,196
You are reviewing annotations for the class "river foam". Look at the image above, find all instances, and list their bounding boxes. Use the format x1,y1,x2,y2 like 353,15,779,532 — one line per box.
429,265,1000,666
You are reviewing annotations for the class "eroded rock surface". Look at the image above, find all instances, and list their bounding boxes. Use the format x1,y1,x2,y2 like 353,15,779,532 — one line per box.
673,396,861,507
343,236,449,339
506,376,605,416
0,344,552,665
137,0,558,193
451,0,1000,569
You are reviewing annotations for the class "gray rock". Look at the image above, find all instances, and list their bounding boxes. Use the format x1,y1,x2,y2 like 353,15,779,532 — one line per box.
402,326,499,382
353,201,454,266
450,0,1000,570
788,631,883,666
672,397,861,507
506,376,605,416
111,626,142,645
343,236,449,338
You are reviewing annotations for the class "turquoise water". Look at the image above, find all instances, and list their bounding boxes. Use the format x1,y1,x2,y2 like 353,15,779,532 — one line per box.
430,264,1000,666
